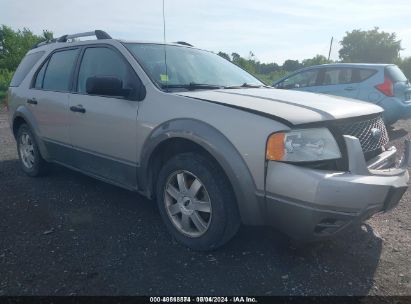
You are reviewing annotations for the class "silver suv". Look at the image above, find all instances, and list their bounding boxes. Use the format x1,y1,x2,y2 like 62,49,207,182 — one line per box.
7,30,411,250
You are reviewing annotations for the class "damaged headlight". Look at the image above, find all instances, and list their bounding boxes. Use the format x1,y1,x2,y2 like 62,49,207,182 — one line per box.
266,128,341,162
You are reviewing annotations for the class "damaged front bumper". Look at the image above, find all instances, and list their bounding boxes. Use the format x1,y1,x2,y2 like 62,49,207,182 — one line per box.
263,136,411,240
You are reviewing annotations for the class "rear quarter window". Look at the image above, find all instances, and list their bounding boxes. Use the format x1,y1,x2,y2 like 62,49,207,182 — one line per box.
386,65,408,82
9,51,45,87
351,68,377,83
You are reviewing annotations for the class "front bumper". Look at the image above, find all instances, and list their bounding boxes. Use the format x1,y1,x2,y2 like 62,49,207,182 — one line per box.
263,136,410,240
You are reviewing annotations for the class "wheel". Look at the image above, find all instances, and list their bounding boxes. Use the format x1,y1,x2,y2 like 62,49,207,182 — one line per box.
156,152,240,251
16,124,48,177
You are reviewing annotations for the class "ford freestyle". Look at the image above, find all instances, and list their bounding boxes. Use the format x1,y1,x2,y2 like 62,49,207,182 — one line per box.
7,30,411,250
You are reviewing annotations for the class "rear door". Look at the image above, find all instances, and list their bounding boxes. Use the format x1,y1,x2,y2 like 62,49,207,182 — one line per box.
68,45,143,188
29,47,80,163
315,67,360,99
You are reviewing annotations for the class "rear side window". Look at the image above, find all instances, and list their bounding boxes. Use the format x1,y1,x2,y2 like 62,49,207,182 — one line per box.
42,49,79,92
34,62,47,89
386,65,408,82
10,51,45,87
323,68,352,85
322,67,377,85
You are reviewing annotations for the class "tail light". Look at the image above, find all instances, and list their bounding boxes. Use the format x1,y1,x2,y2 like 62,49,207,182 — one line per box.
375,76,394,97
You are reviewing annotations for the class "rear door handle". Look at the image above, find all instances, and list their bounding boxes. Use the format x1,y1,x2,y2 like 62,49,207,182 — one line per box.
27,98,37,105
344,87,356,91
70,105,86,113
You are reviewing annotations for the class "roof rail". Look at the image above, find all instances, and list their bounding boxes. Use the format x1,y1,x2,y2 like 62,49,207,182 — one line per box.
174,41,193,47
31,30,112,49
58,30,112,42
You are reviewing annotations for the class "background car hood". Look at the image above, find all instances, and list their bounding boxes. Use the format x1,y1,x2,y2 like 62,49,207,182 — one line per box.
176,88,383,125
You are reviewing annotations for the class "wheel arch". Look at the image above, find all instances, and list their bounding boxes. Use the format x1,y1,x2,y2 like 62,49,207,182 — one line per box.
138,118,264,225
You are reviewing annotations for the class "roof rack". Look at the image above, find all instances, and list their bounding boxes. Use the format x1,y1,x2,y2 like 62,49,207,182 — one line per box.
174,41,193,47
32,30,112,49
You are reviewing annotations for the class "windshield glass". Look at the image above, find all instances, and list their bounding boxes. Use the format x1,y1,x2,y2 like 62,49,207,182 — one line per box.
125,43,263,90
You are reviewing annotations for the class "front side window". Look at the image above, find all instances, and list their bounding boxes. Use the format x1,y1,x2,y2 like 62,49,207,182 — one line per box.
278,70,319,89
125,43,262,89
77,47,130,94
42,48,79,91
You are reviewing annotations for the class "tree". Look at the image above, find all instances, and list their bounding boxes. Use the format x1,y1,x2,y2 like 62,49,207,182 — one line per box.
42,30,54,41
0,25,53,103
257,62,280,74
231,52,241,63
339,27,402,63
0,25,53,71
217,51,231,61
282,59,301,72
302,55,330,67
398,57,411,80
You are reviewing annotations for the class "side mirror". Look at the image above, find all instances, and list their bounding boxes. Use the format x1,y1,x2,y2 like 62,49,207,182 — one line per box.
86,76,126,97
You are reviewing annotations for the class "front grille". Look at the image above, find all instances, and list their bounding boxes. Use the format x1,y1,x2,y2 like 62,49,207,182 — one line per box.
335,115,389,153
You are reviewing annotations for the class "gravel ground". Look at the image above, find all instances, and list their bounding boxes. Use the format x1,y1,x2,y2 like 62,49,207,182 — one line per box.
0,107,410,296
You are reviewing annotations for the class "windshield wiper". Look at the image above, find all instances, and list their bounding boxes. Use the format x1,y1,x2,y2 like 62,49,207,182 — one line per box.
161,82,223,91
224,83,271,89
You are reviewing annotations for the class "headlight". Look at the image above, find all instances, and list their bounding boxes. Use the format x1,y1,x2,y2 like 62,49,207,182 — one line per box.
266,128,341,162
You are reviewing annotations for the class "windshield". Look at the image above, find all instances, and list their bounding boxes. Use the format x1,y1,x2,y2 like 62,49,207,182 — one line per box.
124,43,263,90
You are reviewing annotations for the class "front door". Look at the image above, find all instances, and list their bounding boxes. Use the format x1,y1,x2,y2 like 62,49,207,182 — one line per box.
315,67,360,99
68,46,143,188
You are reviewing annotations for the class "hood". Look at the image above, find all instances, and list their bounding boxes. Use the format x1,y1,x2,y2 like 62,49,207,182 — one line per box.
175,88,383,125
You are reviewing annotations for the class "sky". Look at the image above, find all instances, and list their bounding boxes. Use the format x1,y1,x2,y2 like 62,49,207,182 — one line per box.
1,0,411,64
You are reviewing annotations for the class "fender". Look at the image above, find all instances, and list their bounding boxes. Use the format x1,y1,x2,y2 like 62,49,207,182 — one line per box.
12,105,50,160
138,118,265,225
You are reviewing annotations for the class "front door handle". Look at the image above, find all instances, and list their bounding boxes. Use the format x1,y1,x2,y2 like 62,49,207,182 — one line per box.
70,105,86,113
27,98,37,105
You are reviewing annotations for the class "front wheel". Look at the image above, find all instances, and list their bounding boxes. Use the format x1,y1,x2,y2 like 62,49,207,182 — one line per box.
156,153,240,251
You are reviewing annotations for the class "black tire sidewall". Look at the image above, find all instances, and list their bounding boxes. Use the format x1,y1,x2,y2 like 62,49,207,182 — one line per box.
156,153,236,251
16,124,43,176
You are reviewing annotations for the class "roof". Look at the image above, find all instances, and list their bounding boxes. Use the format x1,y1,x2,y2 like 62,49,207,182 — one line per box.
30,29,194,53
308,63,394,69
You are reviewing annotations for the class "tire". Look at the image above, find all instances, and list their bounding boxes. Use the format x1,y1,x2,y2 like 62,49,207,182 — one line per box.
156,152,240,251
16,124,48,177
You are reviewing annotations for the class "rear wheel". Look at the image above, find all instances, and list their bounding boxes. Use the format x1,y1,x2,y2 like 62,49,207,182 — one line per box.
16,124,48,177
156,152,240,251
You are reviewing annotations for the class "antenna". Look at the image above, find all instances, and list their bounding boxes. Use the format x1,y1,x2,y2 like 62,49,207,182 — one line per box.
162,0,168,88
328,36,333,61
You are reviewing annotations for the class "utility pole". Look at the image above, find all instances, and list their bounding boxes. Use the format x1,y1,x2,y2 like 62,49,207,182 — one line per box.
328,36,333,61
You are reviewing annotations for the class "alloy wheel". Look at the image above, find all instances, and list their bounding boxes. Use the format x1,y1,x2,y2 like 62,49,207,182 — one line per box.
19,132,35,169
164,170,212,237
